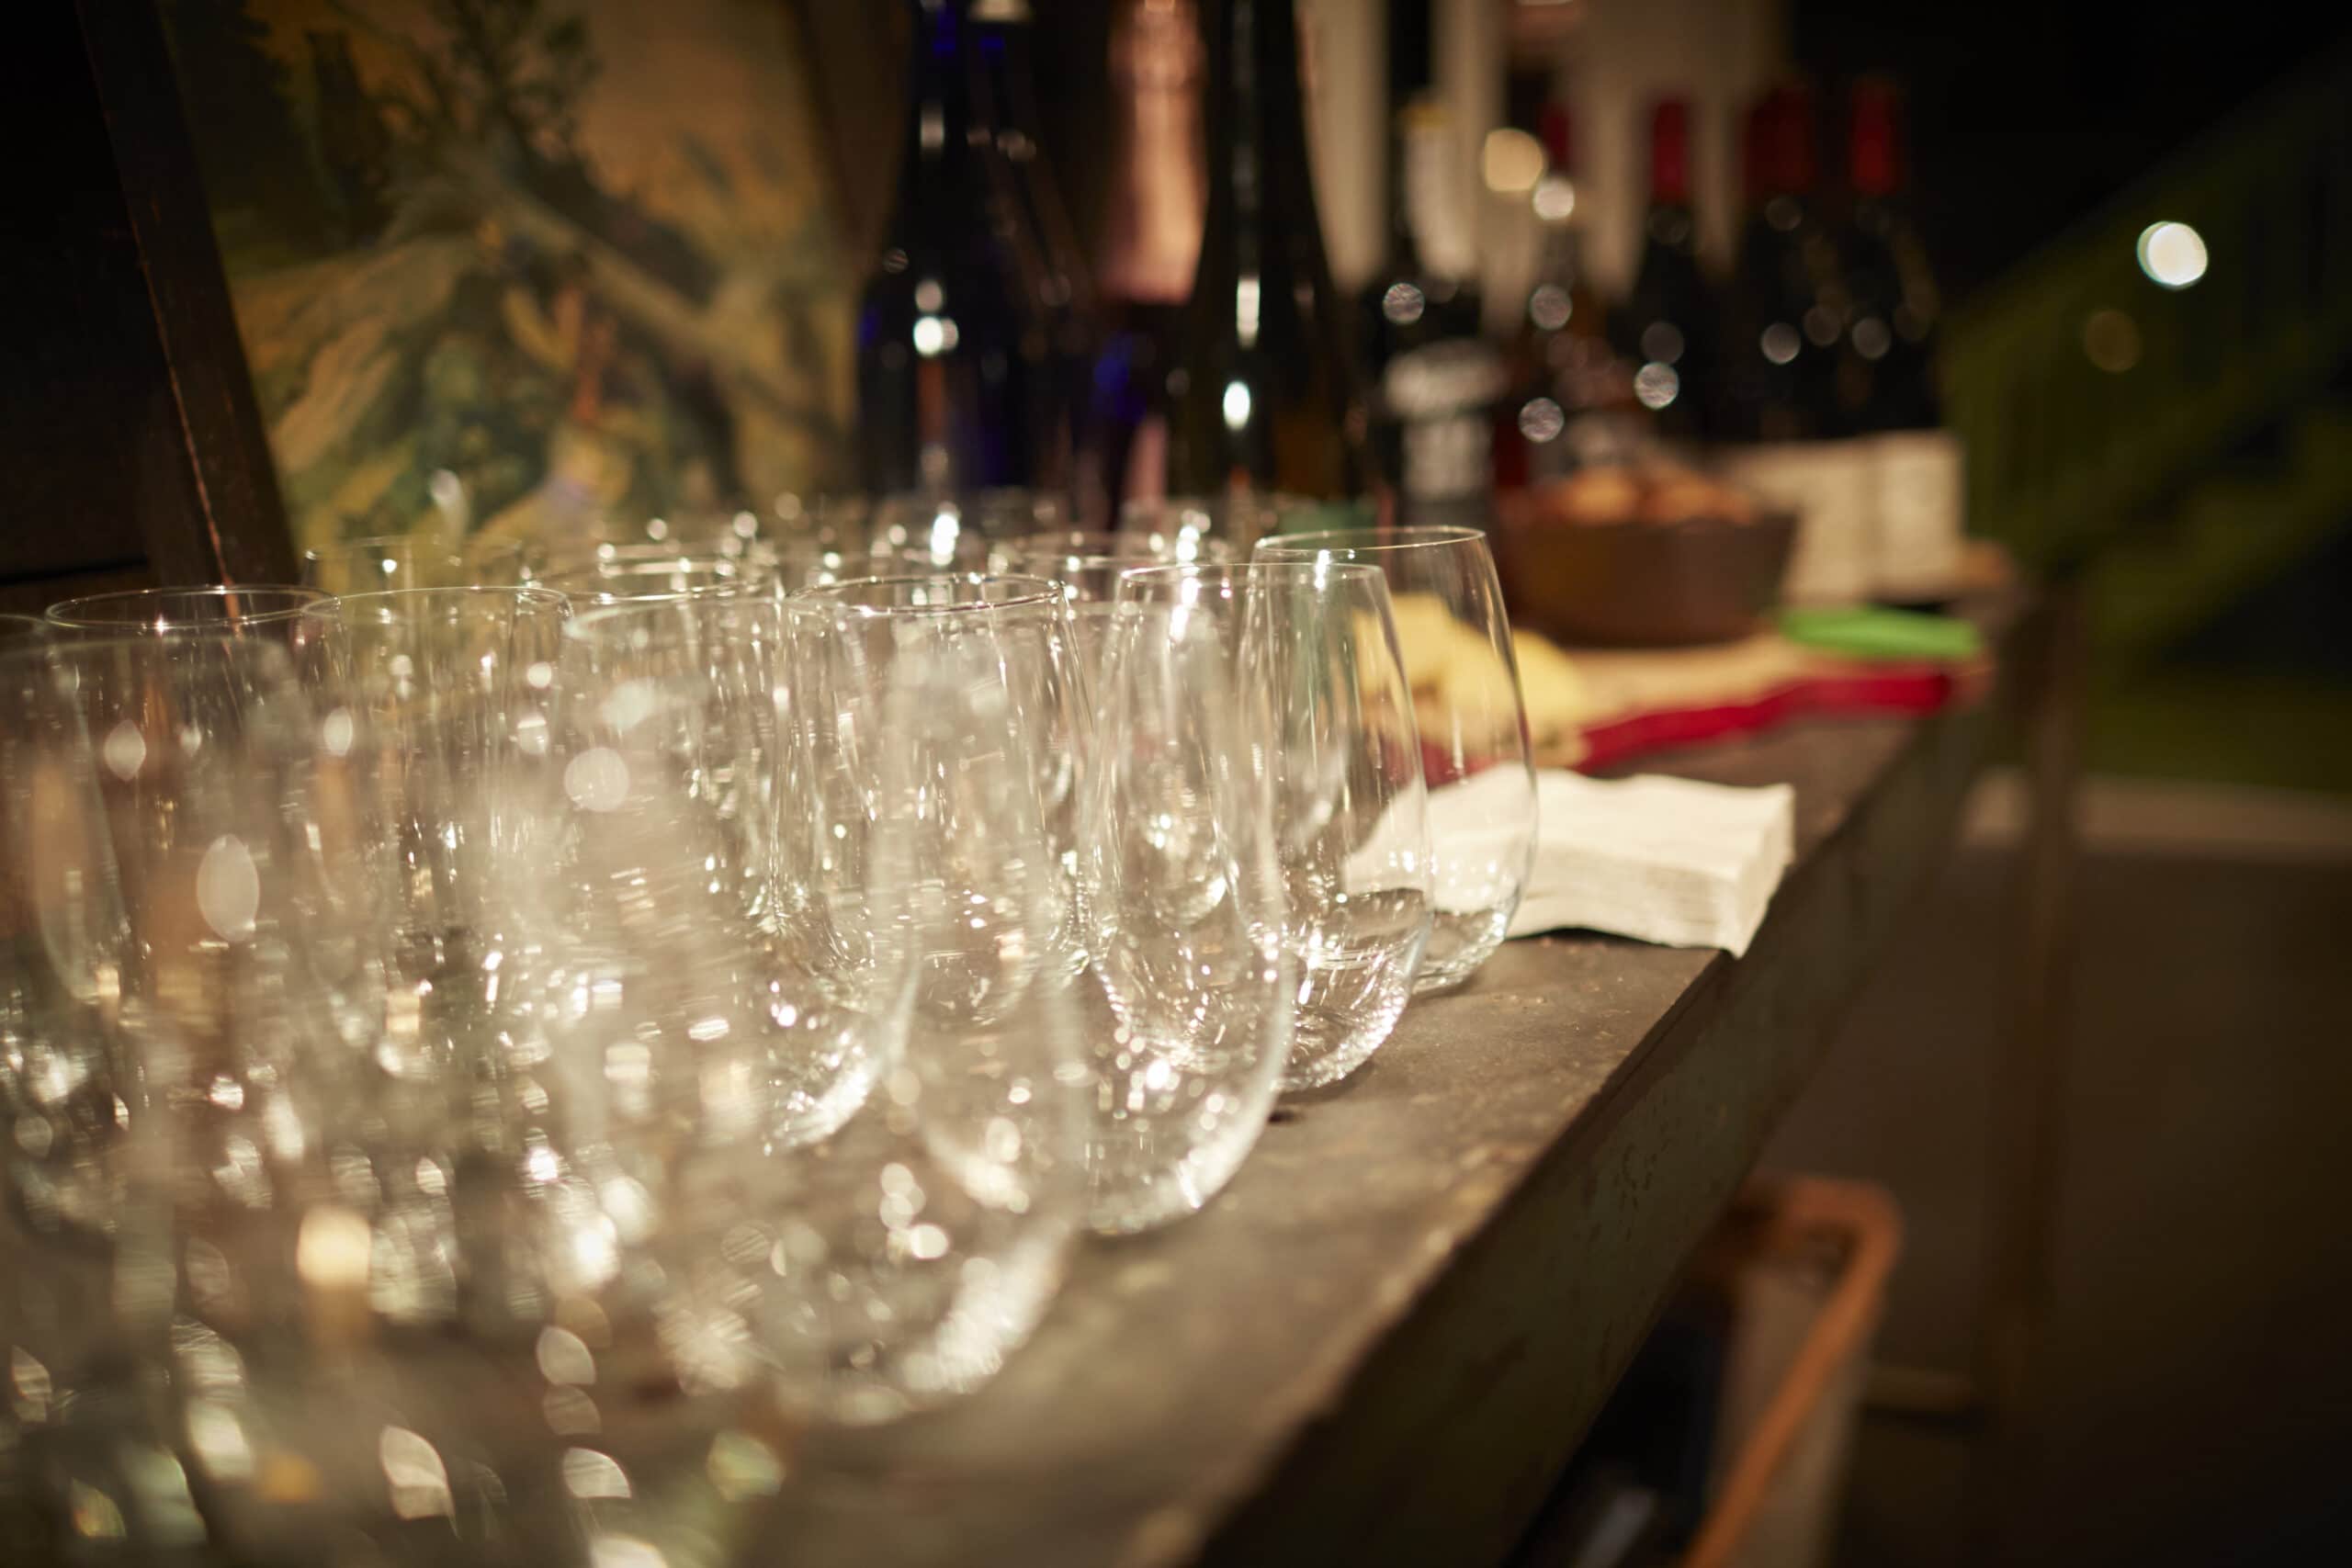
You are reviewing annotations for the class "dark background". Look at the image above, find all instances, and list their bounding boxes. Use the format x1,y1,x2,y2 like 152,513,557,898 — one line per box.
1790,0,2352,304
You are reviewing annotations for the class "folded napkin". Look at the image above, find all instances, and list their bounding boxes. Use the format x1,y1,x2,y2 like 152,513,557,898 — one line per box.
1498,772,1795,956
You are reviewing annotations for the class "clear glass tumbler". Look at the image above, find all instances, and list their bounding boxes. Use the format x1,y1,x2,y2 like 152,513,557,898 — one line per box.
793,576,1090,985
1077,570,1295,1231
296,586,571,1082
1256,525,1538,991
1122,562,1433,1091
706,584,1089,1421
0,632,432,1559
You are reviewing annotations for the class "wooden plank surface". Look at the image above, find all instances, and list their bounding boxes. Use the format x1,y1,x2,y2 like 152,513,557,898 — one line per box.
693,597,2031,1568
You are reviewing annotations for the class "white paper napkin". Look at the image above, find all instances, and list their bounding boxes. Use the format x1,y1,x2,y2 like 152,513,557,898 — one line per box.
1502,772,1795,956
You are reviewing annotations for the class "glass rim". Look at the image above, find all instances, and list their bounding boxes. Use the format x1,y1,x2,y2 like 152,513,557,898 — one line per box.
1114,558,1386,595
303,584,571,621
300,533,523,561
792,572,1064,616
1254,525,1490,557
563,593,779,641
1005,528,1211,552
541,561,771,603
44,583,327,629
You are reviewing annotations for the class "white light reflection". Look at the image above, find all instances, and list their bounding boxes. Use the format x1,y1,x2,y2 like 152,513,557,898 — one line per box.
379,1427,454,1520
562,1448,632,1500
1235,273,1261,346
2137,221,2208,289
195,835,260,942
1482,128,1544,196
564,748,629,812
707,1430,786,1500
297,1206,371,1292
1221,378,1253,432
102,720,147,780
589,1537,669,1568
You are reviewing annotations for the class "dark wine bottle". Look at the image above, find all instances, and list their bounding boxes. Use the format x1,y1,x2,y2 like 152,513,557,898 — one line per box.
1091,0,1206,514
1714,84,1874,605
1495,98,1623,491
970,0,1099,504
855,0,1052,497
1836,77,1940,432
1615,98,1715,445
1166,0,1374,510
1835,76,1962,601
1356,0,1503,528
1715,86,1840,443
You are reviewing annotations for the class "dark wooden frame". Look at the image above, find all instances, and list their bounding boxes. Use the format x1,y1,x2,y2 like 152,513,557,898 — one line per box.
0,2,294,615
74,0,294,587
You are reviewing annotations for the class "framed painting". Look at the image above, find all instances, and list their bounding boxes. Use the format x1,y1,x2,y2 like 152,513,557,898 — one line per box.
158,0,861,561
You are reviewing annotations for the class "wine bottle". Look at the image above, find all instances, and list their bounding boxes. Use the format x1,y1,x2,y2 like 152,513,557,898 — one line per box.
856,0,1052,497
1166,0,1374,511
1715,87,1839,443
1495,98,1623,491
1614,98,1715,446
1714,85,1875,605
1836,78,1941,433
1356,0,1504,529
1091,0,1206,513
971,0,1099,505
1831,77,1962,602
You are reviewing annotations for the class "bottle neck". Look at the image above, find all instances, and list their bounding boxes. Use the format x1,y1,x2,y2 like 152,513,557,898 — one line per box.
1102,0,1204,304
972,7,1040,152
1390,104,1453,275
1199,0,1319,262
1648,101,1691,209
1105,0,1213,303
890,0,973,232
1743,90,1815,217
1850,84,1903,199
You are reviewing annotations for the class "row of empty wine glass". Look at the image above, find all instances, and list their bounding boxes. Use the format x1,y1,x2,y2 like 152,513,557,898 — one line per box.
0,524,1536,1561
277,490,1297,600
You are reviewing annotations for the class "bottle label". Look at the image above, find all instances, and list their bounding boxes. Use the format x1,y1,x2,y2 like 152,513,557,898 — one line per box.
1387,342,1507,500
1717,439,1875,605
1870,429,1966,599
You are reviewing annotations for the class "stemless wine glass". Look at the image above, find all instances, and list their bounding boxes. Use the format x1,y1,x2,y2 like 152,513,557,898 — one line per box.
586,583,1088,1424
793,576,1089,983
46,585,326,644
0,633,421,1560
559,594,883,1145
1122,562,1432,1091
1001,536,1236,693
301,534,529,594
1076,571,1294,1231
299,586,571,1085
1257,525,1538,991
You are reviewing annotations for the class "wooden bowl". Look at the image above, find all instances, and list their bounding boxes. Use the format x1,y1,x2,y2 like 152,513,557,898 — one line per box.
1497,496,1796,648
